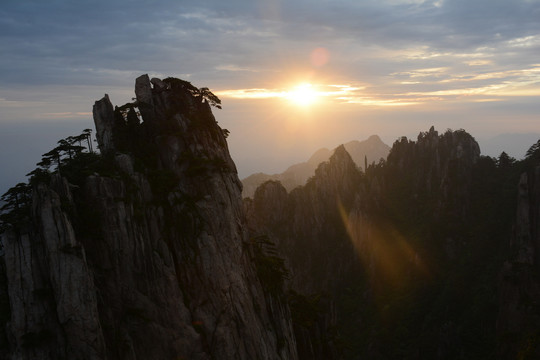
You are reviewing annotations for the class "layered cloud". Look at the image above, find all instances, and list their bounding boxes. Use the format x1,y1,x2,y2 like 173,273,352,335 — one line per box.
0,0,539,192
1,0,539,118
1,0,539,87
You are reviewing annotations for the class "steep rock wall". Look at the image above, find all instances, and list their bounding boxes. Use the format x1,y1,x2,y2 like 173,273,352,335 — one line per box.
0,75,297,360
498,165,540,359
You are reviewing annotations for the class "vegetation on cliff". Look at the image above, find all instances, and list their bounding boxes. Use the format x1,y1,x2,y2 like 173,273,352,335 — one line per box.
0,76,298,360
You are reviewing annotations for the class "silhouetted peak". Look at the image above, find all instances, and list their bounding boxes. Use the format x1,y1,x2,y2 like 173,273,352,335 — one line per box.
312,144,359,188
326,145,356,170
332,144,349,158
367,134,383,143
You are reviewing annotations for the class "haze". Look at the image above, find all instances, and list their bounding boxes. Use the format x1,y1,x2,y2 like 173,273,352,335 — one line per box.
1,0,540,195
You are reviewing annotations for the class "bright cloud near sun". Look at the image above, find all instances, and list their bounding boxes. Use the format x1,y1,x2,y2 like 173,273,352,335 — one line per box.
217,82,438,107
217,83,371,105
216,56,540,107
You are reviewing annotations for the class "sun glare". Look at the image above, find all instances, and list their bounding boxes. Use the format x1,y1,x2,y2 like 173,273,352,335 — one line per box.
285,83,319,106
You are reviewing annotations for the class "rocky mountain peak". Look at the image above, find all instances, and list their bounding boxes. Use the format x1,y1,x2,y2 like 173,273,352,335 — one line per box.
92,94,115,153
314,144,355,178
332,144,349,159
94,75,237,181
0,75,297,360
386,128,480,198
242,136,389,198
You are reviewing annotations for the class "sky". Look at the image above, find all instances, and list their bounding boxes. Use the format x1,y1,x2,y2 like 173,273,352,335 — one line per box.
1,0,540,194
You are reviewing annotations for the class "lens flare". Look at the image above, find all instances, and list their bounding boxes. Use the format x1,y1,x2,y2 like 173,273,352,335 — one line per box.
338,200,429,293
310,47,330,67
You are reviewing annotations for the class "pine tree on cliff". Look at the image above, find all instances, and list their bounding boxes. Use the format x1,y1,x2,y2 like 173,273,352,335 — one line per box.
526,138,540,163
0,182,31,233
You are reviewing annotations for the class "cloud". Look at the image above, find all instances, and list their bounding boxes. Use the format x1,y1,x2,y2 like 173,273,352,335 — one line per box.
217,88,286,99
1,0,540,194
1,0,539,92
1,0,538,113
507,34,540,48
217,83,365,101
215,65,265,73
218,83,435,107
42,112,92,119
391,67,450,78
464,60,493,66
0,97,36,108
404,77,540,98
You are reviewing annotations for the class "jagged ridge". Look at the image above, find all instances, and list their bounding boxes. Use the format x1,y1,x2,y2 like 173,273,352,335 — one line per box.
242,135,390,198
247,127,539,359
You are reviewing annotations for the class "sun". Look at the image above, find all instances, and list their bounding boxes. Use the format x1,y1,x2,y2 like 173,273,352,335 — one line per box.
285,83,319,106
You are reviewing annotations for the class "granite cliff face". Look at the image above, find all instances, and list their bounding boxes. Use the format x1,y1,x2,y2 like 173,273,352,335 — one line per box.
0,75,297,359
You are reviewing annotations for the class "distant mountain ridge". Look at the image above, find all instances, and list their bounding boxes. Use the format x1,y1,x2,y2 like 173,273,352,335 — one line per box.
242,135,390,198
